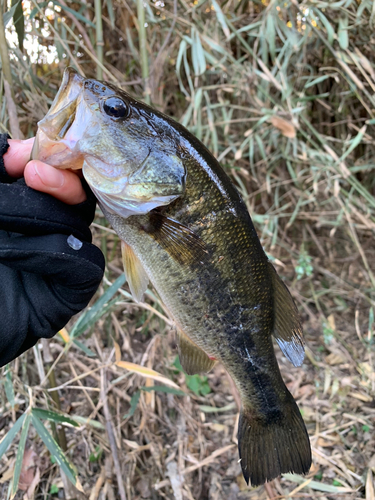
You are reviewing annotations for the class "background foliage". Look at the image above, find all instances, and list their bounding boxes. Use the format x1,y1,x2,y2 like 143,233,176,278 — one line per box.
0,0,374,499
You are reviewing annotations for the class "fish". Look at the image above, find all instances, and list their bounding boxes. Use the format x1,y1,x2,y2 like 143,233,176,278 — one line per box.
32,67,312,486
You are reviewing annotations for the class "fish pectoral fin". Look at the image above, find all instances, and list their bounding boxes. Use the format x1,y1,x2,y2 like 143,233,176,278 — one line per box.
177,330,216,375
121,241,149,303
145,212,209,266
269,262,305,367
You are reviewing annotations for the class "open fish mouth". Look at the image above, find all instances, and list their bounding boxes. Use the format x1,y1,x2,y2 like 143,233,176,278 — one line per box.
31,68,85,169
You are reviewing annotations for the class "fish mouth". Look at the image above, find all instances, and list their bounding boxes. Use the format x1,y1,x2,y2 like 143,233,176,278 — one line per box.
31,68,86,169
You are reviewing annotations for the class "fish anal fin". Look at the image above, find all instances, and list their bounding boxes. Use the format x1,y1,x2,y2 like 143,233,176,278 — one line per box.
178,330,216,375
269,262,305,367
144,212,209,266
121,241,149,303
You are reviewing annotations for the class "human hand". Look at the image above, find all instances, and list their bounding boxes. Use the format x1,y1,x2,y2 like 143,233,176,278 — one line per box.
4,138,86,204
0,134,105,367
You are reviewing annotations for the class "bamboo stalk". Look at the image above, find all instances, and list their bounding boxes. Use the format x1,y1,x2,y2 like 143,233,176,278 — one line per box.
0,9,14,99
95,0,104,80
137,0,150,103
0,8,22,138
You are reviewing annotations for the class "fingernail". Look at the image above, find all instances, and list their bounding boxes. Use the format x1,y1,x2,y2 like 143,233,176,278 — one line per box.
34,162,65,188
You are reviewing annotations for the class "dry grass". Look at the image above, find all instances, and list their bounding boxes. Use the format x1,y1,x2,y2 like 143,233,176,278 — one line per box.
0,0,375,498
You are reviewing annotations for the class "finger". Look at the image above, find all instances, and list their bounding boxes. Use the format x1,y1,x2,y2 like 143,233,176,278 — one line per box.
24,160,87,205
3,138,35,177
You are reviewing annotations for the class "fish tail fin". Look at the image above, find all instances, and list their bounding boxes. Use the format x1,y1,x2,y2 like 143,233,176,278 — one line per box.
238,395,311,486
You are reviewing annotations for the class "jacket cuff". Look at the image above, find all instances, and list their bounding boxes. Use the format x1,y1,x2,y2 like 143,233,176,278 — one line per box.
0,134,15,183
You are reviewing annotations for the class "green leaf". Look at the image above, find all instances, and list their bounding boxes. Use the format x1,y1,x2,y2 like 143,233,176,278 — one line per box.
191,28,206,76
70,274,125,338
176,39,187,77
11,414,31,498
52,0,96,27
3,1,20,27
314,10,335,45
50,484,59,495
32,409,79,427
70,416,105,429
369,308,374,333
31,414,78,486
338,16,349,50
11,0,24,52
4,367,15,408
173,355,183,373
266,13,276,59
0,413,26,459
211,0,230,39
89,446,103,463
357,0,370,19
338,126,365,164
304,75,333,89
73,339,96,357
185,374,211,396
283,473,352,493
295,248,313,280
199,403,236,413
106,0,115,29
123,391,140,419
29,2,49,20
140,385,186,396
54,16,64,61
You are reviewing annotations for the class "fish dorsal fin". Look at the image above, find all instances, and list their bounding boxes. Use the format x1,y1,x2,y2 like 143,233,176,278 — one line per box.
145,212,209,266
121,241,149,303
177,330,216,375
269,262,305,367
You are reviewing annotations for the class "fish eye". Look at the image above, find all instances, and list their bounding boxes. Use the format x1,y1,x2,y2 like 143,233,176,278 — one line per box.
103,97,129,119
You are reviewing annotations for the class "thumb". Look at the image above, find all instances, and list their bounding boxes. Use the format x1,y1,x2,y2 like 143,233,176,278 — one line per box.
24,160,87,205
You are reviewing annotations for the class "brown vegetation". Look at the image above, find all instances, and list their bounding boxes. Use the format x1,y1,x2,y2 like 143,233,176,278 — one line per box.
0,0,374,498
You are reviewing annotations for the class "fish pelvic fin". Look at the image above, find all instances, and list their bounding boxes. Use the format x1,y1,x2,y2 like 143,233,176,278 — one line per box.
177,330,216,375
269,262,305,367
121,241,149,303
238,394,311,487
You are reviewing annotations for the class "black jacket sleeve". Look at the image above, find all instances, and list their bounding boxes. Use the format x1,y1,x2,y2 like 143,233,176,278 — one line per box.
0,134,105,366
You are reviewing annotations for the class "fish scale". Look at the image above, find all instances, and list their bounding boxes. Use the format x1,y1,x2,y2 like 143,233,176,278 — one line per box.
33,67,311,486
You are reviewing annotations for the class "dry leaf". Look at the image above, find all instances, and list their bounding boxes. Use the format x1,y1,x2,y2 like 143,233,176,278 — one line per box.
327,314,336,331
0,465,14,484
24,467,40,500
348,392,372,402
18,449,37,491
166,462,183,500
58,327,70,343
116,360,180,389
271,115,296,138
325,353,346,365
123,439,140,449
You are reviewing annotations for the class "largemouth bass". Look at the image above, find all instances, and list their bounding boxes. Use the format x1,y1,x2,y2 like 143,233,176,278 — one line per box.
32,67,311,486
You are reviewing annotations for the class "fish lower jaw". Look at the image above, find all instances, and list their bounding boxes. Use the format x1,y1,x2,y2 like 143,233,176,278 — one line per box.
32,129,84,170
95,188,180,219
